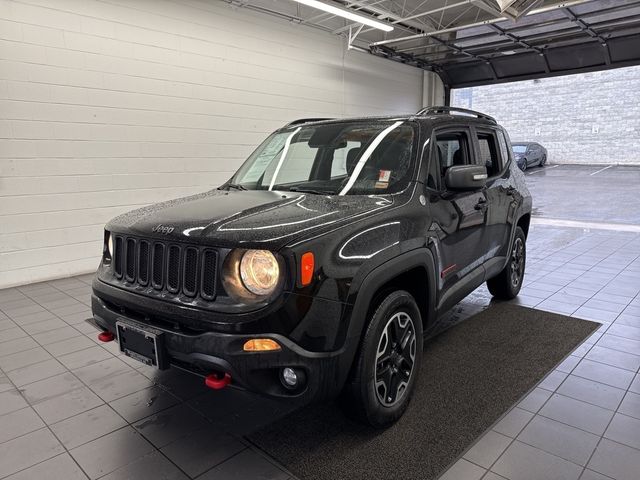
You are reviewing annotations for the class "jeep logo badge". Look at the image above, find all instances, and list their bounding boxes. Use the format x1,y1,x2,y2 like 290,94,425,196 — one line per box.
152,224,174,234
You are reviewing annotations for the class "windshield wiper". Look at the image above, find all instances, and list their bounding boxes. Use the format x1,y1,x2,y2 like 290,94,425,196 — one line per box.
221,183,247,191
287,186,328,195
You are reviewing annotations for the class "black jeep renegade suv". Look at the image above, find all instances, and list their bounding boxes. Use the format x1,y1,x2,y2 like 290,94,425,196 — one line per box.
91,107,532,426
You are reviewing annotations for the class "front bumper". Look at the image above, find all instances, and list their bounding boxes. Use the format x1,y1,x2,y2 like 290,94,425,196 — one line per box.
91,294,346,401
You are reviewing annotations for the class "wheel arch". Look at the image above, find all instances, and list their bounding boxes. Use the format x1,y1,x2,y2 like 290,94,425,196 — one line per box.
341,248,436,358
351,248,436,328
334,248,437,392
517,212,531,238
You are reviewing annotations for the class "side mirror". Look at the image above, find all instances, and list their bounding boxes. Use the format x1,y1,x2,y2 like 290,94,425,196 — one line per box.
445,165,487,191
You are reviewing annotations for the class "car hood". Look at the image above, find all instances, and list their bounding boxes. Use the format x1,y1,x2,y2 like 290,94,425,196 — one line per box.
106,189,396,249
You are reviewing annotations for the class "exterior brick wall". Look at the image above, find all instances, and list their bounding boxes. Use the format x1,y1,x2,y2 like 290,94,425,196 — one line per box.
452,66,640,165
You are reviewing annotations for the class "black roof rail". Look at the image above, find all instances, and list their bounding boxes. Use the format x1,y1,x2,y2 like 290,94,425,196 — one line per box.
416,106,496,123
285,118,334,127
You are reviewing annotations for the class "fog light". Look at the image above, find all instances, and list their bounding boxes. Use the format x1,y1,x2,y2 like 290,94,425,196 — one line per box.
281,367,298,388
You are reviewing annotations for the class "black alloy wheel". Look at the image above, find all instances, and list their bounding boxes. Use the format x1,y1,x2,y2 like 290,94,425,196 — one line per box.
341,290,423,427
374,311,417,407
510,236,525,289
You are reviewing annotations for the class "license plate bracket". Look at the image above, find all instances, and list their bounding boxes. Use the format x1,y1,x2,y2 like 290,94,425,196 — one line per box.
116,319,168,370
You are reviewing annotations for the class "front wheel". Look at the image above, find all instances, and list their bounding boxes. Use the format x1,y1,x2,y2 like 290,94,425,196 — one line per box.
342,290,423,427
487,226,526,300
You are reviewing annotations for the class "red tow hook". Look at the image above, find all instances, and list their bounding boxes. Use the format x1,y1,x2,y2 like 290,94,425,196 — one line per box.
205,372,232,390
98,331,115,342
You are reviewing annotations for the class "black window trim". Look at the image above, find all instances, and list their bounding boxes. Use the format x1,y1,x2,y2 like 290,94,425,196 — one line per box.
471,126,512,179
427,126,474,192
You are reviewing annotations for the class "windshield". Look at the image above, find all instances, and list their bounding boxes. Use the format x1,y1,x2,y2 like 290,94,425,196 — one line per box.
229,121,415,195
512,145,527,153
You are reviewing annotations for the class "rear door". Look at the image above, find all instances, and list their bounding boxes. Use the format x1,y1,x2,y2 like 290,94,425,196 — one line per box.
471,127,514,265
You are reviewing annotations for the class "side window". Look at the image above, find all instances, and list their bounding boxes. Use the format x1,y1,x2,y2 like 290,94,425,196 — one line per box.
431,131,471,190
475,132,500,177
496,130,511,166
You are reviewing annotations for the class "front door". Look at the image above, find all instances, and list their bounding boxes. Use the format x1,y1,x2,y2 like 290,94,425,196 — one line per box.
425,128,489,311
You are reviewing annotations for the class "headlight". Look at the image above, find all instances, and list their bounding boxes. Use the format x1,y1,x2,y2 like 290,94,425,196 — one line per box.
107,232,113,257
239,250,280,296
222,249,282,302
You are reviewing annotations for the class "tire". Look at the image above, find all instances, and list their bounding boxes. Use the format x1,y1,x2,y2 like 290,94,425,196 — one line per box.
520,160,527,171
487,226,526,300
539,155,546,167
341,290,423,427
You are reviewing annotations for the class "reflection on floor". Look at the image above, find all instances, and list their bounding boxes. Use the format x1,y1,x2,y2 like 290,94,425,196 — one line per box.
0,224,639,480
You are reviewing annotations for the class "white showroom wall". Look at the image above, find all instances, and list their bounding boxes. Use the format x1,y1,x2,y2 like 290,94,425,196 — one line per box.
0,0,427,288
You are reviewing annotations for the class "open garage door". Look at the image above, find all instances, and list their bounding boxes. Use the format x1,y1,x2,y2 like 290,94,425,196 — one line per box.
236,0,640,90
369,0,640,88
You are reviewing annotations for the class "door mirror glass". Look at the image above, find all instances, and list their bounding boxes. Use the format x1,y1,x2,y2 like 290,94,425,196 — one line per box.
444,165,487,191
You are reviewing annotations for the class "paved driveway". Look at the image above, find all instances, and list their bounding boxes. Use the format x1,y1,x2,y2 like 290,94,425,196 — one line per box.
524,164,640,227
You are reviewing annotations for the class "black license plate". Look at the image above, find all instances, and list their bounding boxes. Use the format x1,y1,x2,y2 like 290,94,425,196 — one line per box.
116,319,167,369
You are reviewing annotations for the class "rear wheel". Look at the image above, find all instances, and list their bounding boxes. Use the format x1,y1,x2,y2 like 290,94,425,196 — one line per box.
539,155,547,167
342,290,423,427
487,226,526,300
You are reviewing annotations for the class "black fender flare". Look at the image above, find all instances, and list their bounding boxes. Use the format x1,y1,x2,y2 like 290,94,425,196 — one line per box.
333,248,438,388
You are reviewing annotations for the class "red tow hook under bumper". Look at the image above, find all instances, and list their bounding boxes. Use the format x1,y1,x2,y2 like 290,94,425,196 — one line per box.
98,331,115,342
205,372,232,390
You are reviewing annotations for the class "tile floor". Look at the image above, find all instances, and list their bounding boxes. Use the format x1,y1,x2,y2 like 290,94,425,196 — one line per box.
440,226,640,480
1,224,640,480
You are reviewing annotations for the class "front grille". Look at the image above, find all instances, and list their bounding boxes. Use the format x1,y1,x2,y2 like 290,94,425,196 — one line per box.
112,235,218,301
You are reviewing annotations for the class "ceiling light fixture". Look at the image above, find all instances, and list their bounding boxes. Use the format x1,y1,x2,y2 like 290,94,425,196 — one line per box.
292,0,394,32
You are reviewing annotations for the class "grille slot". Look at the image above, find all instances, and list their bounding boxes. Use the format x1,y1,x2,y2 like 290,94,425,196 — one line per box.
152,243,164,289
114,237,123,278
183,248,199,297
111,236,218,301
125,238,136,282
201,250,218,300
138,241,149,286
166,245,181,293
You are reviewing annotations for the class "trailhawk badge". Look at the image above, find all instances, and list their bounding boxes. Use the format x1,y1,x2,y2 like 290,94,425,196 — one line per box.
152,224,174,234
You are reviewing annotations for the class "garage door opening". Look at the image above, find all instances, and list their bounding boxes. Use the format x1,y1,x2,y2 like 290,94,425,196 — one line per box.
450,64,640,230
